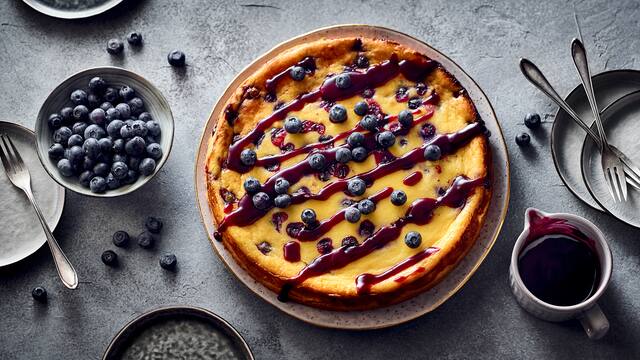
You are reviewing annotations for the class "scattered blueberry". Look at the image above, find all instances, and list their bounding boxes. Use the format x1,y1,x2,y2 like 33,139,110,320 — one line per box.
240,149,257,166
89,108,106,126
345,207,361,223
335,147,352,163
112,230,130,247
127,32,143,46
84,124,106,139
351,147,368,162
347,177,366,196
53,127,72,144
524,113,541,129
89,176,107,193
404,231,422,248
284,117,303,133
252,192,271,210
31,286,47,302
329,104,348,123
101,250,118,266
93,162,109,177
289,66,305,81
107,38,124,55
355,54,369,68
88,77,106,94
359,114,378,132
307,153,326,170
125,136,146,157
376,131,396,148
301,209,317,225
354,101,369,116
48,113,63,129
159,254,177,270
48,143,65,160
398,110,413,127
391,190,407,206
357,199,375,214
516,132,530,146
115,103,131,119
70,89,88,106
347,132,365,147
73,105,89,121
424,144,442,160
145,216,163,234
167,50,186,67
67,134,83,148
243,177,261,194
335,74,352,89
137,231,155,248
274,194,292,208
139,158,156,176
274,178,290,194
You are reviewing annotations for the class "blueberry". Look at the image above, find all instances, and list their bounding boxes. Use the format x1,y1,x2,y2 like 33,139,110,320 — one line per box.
89,108,106,126
115,103,131,119
289,66,305,81
120,124,134,139
516,132,531,146
408,97,422,109
167,50,186,67
88,76,106,93
308,153,326,170
351,147,368,162
316,238,333,254
376,131,396,148
391,190,407,206
335,147,352,163
329,104,348,123
57,158,74,176
112,138,125,154
143,143,161,160
98,138,113,154
100,102,114,112
89,176,107,193
145,216,163,233
345,207,361,223
335,74,352,89
72,122,88,136
274,178,290,194
131,120,148,137
252,192,270,210
67,134,83,147
93,162,109,177
125,136,146,157
81,157,95,172
107,38,124,55
347,132,365,147
404,231,422,248
87,93,100,108
301,208,317,225
354,101,369,116
112,230,129,247
66,146,84,164
284,117,303,134
274,194,292,208
358,199,375,214
31,286,47,302
240,148,257,166
355,54,369,68
106,173,120,189
359,114,378,132
139,112,153,122
106,120,124,138
111,161,128,179
48,143,64,160
83,138,101,159
53,126,72,144
524,113,541,129
123,170,138,185
128,97,144,115
347,177,366,196
70,89,88,105
128,157,141,171
84,124,105,140
238,179,259,197
139,158,156,176
145,121,161,137
104,87,120,103
60,107,74,122
423,144,442,160
127,32,143,46
105,107,121,122
73,105,89,121
137,231,155,248
48,113,63,129
341,236,359,247
79,170,94,187
398,110,413,127
159,254,177,270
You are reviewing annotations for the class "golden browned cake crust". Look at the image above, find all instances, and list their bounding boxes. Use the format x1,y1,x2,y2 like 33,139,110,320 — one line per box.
205,37,491,311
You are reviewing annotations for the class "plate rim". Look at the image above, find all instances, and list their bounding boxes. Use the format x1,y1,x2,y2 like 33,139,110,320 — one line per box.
550,69,640,213
194,24,510,329
580,88,640,228
0,121,65,267
21,0,124,20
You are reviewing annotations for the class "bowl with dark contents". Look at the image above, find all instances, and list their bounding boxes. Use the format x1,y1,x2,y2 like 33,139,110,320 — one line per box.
35,66,174,197
102,306,254,360
22,0,124,20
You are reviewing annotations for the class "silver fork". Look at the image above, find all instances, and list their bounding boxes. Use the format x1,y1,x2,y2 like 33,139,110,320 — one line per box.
519,59,640,192
570,38,627,202
0,133,78,289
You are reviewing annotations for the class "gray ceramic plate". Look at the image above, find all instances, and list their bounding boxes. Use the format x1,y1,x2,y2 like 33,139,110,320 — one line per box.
195,25,510,329
22,0,123,19
103,306,254,360
0,122,65,267
552,70,640,211
581,90,640,228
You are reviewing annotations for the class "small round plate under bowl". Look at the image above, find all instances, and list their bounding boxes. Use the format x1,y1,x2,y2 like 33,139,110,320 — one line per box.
22,0,123,19
0,121,65,267
551,70,640,212
581,90,640,228
103,306,254,360
194,25,510,329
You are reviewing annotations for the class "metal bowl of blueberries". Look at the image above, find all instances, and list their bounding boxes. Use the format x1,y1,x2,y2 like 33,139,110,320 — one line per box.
35,66,174,197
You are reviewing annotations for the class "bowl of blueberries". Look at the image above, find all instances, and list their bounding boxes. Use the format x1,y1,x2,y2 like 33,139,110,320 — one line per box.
35,67,174,196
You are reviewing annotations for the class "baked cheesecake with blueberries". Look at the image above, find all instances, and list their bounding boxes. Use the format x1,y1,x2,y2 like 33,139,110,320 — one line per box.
205,37,491,310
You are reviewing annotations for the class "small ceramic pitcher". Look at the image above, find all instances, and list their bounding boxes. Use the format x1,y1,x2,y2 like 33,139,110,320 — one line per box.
509,208,612,340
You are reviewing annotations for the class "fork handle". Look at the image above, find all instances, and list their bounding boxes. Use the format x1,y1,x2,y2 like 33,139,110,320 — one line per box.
24,189,78,289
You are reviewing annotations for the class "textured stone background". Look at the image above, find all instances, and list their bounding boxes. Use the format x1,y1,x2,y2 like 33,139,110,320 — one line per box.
1,0,640,358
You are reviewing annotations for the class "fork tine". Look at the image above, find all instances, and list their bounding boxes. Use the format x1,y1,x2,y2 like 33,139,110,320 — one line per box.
0,134,13,175
604,167,617,202
615,166,628,201
5,134,25,170
610,167,622,203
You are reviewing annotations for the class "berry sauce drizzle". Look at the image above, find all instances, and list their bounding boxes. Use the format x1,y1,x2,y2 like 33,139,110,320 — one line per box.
403,171,423,186
266,57,317,95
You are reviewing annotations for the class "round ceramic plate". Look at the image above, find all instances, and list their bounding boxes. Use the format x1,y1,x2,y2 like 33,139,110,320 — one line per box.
581,90,640,228
0,121,65,267
103,306,254,360
194,25,510,329
22,0,123,19
551,70,640,212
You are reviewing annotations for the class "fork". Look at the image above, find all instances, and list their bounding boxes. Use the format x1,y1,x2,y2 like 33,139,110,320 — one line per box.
0,134,78,289
519,59,640,191
570,38,627,202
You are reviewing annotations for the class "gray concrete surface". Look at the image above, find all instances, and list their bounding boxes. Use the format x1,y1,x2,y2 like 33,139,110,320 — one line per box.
1,0,640,358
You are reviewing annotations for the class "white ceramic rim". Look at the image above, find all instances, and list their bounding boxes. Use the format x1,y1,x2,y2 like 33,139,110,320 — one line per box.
194,24,510,329
22,0,124,20
510,208,613,312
